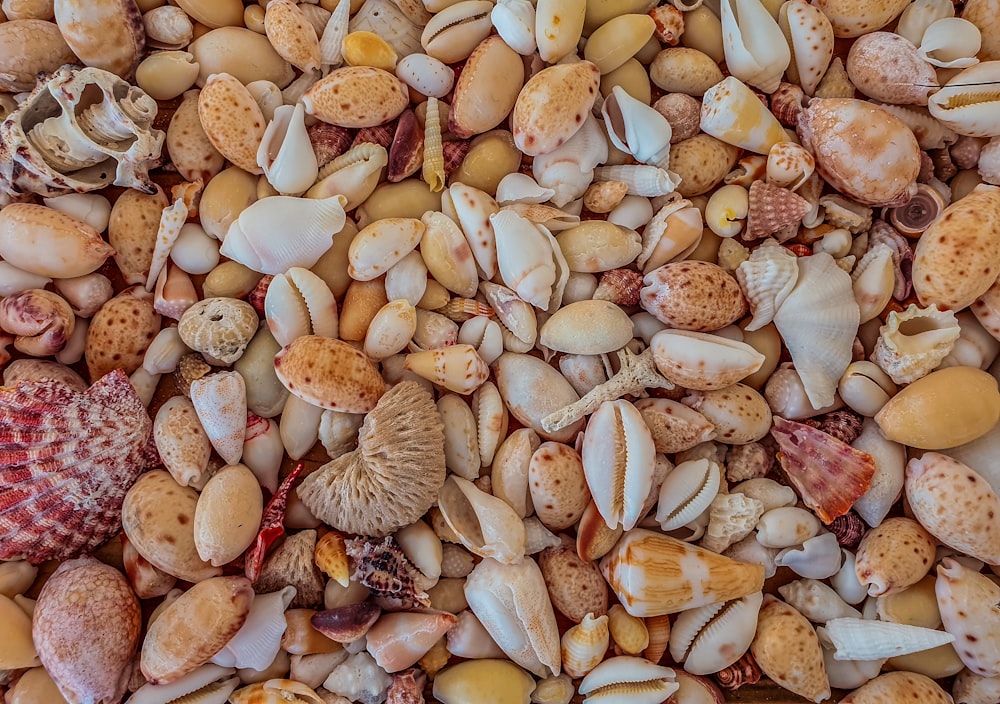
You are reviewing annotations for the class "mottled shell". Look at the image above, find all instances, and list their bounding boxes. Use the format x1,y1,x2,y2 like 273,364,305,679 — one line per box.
640,261,748,331
273,335,385,413
854,517,936,597
302,66,409,128
538,536,609,624
197,73,267,175
511,61,601,157
528,442,590,532
85,286,160,383
177,297,259,364
750,596,831,703
840,671,952,703
812,0,911,37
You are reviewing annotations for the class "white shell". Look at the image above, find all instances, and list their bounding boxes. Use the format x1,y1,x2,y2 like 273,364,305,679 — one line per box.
189,371,247,466
779,0,834,96
124,665,238,704
211,586,295,671
851,418,906,527
395,53,455,98
719,0,791,94
896,0,954,47
264,266,339,347
830,550,869,606
578,656,679,704
918,18,982,68
307,144,388,210
777,579,862,623
445,183,500,279
438,476,526,564
592,165,680,198
219,195,347,275
756,506,822,549
491,0,536,55
496,173,556,206
533,114,609,208
823,617,955,661
491,210,557,310
601,86,672,169
774,533,843,580
257,103,318,195
319,0,349,67
655,458,721,531
668,591,763,675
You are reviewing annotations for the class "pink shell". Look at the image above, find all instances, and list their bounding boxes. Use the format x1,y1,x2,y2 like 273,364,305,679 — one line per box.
0,370,155,563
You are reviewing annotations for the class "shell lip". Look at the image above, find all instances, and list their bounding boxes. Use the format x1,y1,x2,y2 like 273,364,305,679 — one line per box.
422,6,492,44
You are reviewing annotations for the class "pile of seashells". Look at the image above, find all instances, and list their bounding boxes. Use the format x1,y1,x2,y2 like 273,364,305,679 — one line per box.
4,0,1000,702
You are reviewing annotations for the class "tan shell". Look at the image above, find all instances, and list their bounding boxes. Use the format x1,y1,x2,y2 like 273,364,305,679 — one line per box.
640,261,748,331
634,397,717,454
750,596,830,703
177,296,259,364
140,575,254,684
538,536,609,624
33,556,140,704
197,72,267,175
0,19,77,92
264,0,322,72
302,66,409,128
840,671,952,703
188,27,294,87
0,203,114,279
166,89,225,184
108,187,168,285
122,470,222,583
85,285,160,383
649,48,725,97
528,441,590,531
669,135,740,197
449,35,525,139
274,335,385,413
193,464,263,567
812,0,911,37
846,32,938,106
511,61,602,157
53,0,144,79
912,184,1000,310
854,517,936,597
539,300,634,355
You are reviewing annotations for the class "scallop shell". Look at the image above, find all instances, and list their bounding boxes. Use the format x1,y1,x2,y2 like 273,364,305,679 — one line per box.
772,253,860,410
0,370,155,564
669,591,763,675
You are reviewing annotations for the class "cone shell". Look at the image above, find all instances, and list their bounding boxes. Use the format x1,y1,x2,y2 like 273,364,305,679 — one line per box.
302,66,409,128
750,596,831,704
32,556,140,704
198,73,267,175
913,184,1000,310
366,611,458,673
854,517,936,597
141,576,254,684
905,452,1000,564
840,671,952,703
511,61,601,157
190,372,247,467
798,99,920,206
0,370,154,564
274,335,385,412
599,528,765,617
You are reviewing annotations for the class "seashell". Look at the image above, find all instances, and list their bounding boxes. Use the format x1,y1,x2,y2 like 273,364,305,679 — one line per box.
607,603,649,655
669,591,763,675
841,671,952,703
641,261,748,332
876,366,1000,449
189,371,246,465
257,103,318,196
735,239,799,331
33,556,140,704
322,651,392,703
345,535,429,609
766,141,815,192
0,204,114,280
871,304,960,384
302,66,408,128
774,532,843,579
778,579,861,623
526,442,588,532
538,536,609,624
927,61,1000,137
700,77,787,155
219,194,347,275
52,0,143,79
935,557,1000,676
0,288,74,356
196,73,266,175
433,659,536,704
905,452,1000,563
897,0,955,47
823,616,954,661
556,221,642,274
154,395,211,488
449,36,524,139
311,602,382,644
593,164,680,198
578,655,679,704
490,210,557,310
193,463,262,568
583,13,656,75
404,344,490,395
854,516,936,598
750,596,831,703
851,417,905,525
651,330,763,392
913,184,1000,309
438,475,526,564
464,557,562,677
561,613,610,678
211,586,296,673
307,143,387,210
602,85,672,169
421,97,446,193
512,61,602,157
0,370,154,564
0,18,76,93
491,0,536,56
366,611,458,673
919,17,982,68
701,491,766,554
0,592,38,671
264,267,339,349
296,381,443,537
799,99,920,206
443,183,500,279
231,680,324,704
771,252,859,410
473,380,508,467
265,0,322,73
600,529,765,617
846,32,938,105
636,398,717,455
683,383,773,445
778,0,834,96
745,180,810,241
770,416,875,524
719,0,790,94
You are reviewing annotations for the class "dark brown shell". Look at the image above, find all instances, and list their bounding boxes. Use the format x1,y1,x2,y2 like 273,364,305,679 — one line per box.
345,535,430,608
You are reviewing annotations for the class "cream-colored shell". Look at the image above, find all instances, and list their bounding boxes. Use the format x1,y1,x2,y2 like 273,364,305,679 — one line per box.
511,61,602,157
302,66,408,128
650,329,765,390
193,464,263,567
197,73,266,175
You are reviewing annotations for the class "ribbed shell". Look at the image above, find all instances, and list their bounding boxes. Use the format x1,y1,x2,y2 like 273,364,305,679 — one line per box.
0,370,154,563
735,239,799,331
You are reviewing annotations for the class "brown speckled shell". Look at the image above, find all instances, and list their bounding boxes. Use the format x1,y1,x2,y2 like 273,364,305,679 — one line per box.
273,335,385,412
854,516,936,596
640,261,748,331
85,284,161,383
302,66,409,129
511,61,601,157
33,556,141,704
538,536,609,624
749,596,830,703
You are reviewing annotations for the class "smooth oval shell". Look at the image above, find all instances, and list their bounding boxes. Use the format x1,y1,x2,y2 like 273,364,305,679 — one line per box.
53,0,144,79
750,595,831,703
528,442,590,532
433,659,536,704
85,286,160,382
539,300,633,355
875,366,1000,449
198,72,266,175
0,19,77,91
302,66,408,128
511,61,601,157
812,0,911,37
0,204,114,279
584,13,656,75
650,329,765,390
140,576,254,684
855,517,936,597
274,335,385,412
122,470,222,583
33,557,140,704
189,27,293,87
555,221,642,273
193,464,263,567
640,261,748,331
913,185,1000,310
846,32,938,105
494,352,584,443
450,36,525,138
798,99,921,206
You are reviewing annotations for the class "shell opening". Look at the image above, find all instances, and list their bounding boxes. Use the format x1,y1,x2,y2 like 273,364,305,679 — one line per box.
937,90,1000,110
425,11,491,43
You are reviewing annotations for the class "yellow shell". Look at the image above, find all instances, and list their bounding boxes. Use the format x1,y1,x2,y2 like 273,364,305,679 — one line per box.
342,30,397,71
608,603,649,655
314,530,350,587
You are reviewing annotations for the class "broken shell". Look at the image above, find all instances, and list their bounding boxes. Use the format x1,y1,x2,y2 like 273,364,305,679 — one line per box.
871,304,960,385
438,475,526,564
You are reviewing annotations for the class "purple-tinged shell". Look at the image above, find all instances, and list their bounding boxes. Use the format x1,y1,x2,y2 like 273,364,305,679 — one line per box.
388,109,423,183
311,602,382,644
345,535,430,608
308,122,354,168
443,139,472,179
714,651,762,691
0,370,155,563
353,121,397,149
812,409,864,445
386,668,426,704
771,416,876,525
827,511,865,549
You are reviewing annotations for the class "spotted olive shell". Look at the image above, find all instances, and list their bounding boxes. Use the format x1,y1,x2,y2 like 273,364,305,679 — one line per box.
639,261,748,331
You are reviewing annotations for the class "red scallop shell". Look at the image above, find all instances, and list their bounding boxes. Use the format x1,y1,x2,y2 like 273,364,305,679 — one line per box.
0,370,155,563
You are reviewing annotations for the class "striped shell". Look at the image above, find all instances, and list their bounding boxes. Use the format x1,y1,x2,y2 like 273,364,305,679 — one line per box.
0,370,155,564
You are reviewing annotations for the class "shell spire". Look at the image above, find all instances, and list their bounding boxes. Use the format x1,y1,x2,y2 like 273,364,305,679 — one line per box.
745,181,811,240
0,370,155,563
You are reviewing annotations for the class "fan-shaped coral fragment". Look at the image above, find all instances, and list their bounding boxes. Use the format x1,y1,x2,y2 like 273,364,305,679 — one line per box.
296,381,446,537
